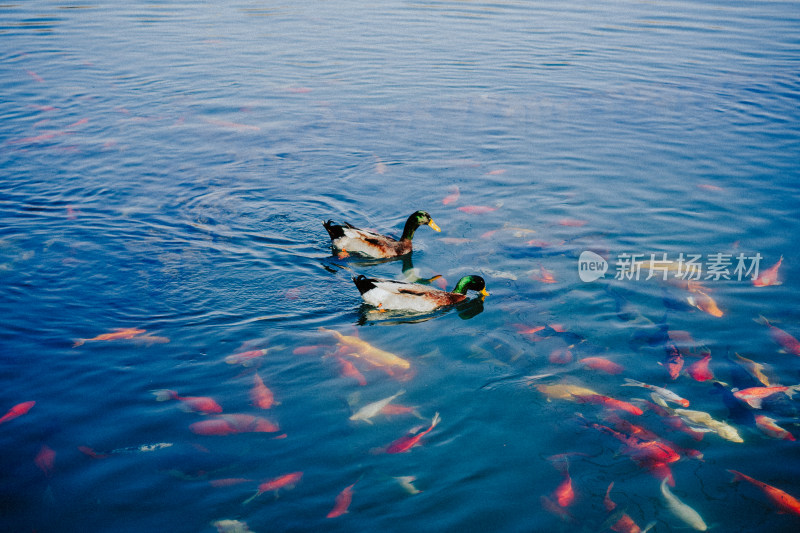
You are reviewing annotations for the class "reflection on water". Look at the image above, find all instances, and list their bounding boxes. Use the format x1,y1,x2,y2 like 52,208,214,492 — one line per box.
1,0,799,532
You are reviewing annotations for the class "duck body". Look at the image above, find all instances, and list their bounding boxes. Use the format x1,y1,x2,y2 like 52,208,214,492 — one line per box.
353,274,488,313
324,211,440,259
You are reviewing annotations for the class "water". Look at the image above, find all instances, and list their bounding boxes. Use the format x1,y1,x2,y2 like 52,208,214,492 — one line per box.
1,1,799,531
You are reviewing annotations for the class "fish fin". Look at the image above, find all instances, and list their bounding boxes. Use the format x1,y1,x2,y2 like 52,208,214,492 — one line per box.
431,412,441,427
242,491,261,505
754,315,770,326
641,521,657,533
73,339,85,347
621,378,643,387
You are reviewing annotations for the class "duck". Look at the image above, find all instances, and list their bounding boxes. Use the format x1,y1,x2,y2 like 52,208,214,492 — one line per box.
323,211,441,258
352,274,488,313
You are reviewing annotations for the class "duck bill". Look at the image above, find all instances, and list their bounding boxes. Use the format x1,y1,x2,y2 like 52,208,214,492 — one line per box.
428,220,442,232
480,288,490,297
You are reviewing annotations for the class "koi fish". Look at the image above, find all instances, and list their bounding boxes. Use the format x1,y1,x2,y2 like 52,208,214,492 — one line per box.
531,265,557,283
385,412,440,453
514,324,546,335
728,352,771,387
35,444,55,477
558,218,587,227
686,286,723,317
225,348,270,367
320,328,411,373
622,378,689,407
673,407,743,443
730,470,800,516
757,316,800,356
293,344,326,355
381,403,423,419
604,482,654,533
190,414,279,435
732,384,800,409
641,397,705,441
578,357,624,375
457,205,497,214
250,372,276,409
209,478,254,487
660,478,708,531
350,390,405,424
534,383,599,401
212,519,253,533
243,471,303,504
394,475,421,494
602,413,703,460
572,393,643,416
752,256,782,287
660,344,684,380
153,390,223,414
326,480,357,518
0,401,35,425
335,356,367,386
549,347,573,364
73,327,146,347
547,456,575,508
687,354,713,382
487,168,507,175
754,415,795,441
442,186,460,205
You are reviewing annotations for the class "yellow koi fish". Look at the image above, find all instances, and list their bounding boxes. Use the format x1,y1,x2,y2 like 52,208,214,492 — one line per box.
320,328,411,371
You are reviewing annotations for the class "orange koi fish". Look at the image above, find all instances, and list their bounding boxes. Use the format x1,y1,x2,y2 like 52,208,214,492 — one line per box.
514,324,547,335
0,401,35,425
154,390,222,414
639,399,704,441
190,414,279,435
293,344,326,355
547,456,575,508
729,470,800,516
572,393,643,416
335,356,367,386
487,168,507,175
243,471,303,504
757,316,800,356
687,354,713,382
386,412,440,453
326,480,357,518
457,205,496,214
660,345,684,380
583,417,680,471
686,284,723,317
380,403,422,418
532,265,557,283
752,256,782,287
754,415,795,441
578,357,624,375
34,444,55,477
604,482,653,533
251,372,276,409
225,348,270,367
73,327,146,347
733,385,800,409
602,413,703,460
442,186,460,205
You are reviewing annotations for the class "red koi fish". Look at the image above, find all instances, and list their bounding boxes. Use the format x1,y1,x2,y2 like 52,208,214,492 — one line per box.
35,444,55,477
752,256,782,287
251,372,275,409
660,345,684,380
73,328,146,347
572,394,643,416
326,480,358,518
687,354,713,382
603,413,703,461
584,418,680,477
335,356,367,386
225,348,269,367
558,218,587,227
209,477,253,487
243,472,303,504
154,390,222,414
639,399,705,441
442,186,460,205
758,316,800,356
380,404,422,418
754,415,795,441
733,385,800,409
386,412,440,453
547,456,575,508
549,347,573,364
190,414,279,435
0,401,35,425
457,205,496,214
579,357,624,375
729,470,800,516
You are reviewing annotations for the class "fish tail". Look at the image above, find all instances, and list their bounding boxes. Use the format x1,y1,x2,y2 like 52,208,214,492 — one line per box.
787,385,800,398
621,378,643,387
242,490,261,505
728,469,746,483
73,339,85,347
431,412,441,428
755,315,770,326
641,521,657,533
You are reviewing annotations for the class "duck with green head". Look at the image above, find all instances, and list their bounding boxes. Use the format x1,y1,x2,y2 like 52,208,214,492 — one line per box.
352,274,488,313
323,211,441,258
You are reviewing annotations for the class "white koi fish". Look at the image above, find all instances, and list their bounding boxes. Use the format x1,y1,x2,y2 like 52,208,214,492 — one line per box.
350,390,406,424
622,378,689,407
661,478,708,531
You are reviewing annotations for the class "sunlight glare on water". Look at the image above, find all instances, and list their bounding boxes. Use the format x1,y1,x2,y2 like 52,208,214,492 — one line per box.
1,1,799,532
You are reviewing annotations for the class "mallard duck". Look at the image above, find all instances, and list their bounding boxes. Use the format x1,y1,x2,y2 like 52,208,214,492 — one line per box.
323,211,441,258
352,274,488,313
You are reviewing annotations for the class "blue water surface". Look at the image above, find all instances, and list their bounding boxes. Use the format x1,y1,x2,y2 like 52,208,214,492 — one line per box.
2,1,799,532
